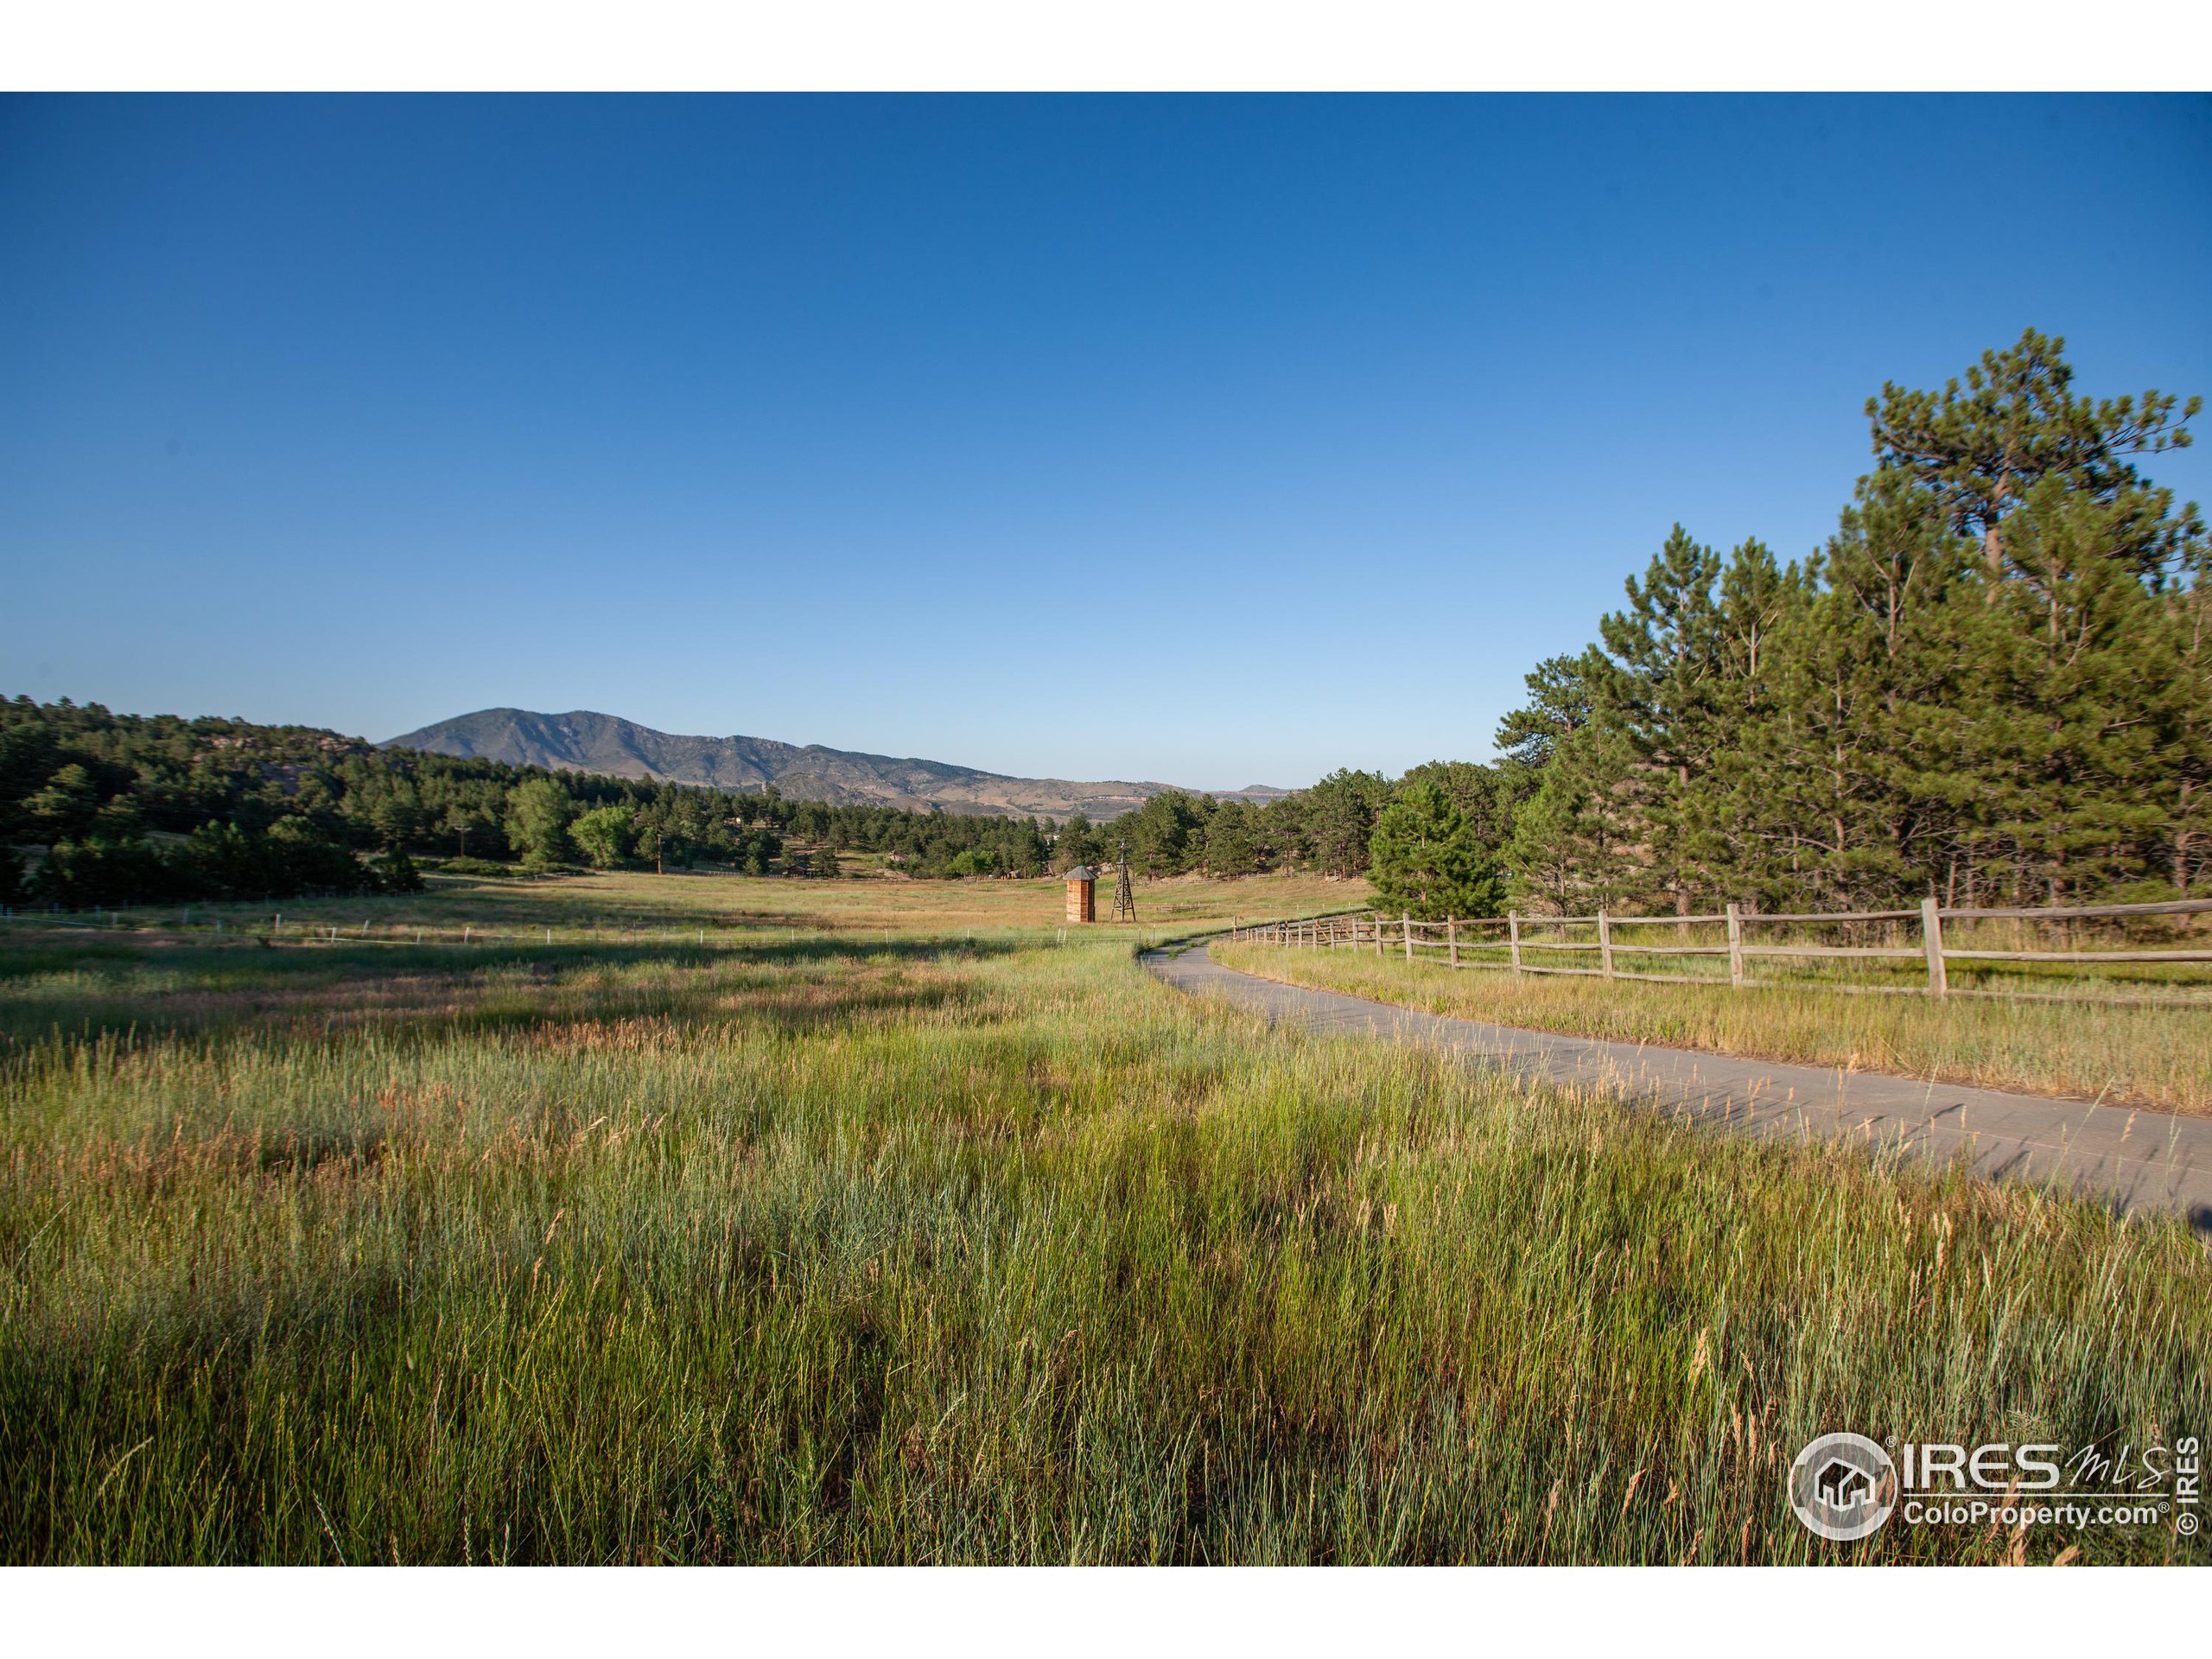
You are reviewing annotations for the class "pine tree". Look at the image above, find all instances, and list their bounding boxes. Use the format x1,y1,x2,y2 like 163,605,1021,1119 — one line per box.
1200,801,1262,876
1054,811,1103,873
1956,480,2184,902
1495,651,1604,770
1593,524,1730,909
1368,780,1505,920
1867,327,2201,578
503,777,575,869
1714,478,1976,907
1503,721,1639,913
2167,531,2212,893
1497,331,2202,914
1301,770,1389,879
1397,760,1521,857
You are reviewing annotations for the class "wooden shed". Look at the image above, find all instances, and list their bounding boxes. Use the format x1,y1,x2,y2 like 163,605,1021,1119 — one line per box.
1063,866,1096,924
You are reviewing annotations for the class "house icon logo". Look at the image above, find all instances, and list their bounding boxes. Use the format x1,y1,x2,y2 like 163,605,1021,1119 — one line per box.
1789,1433,1897,1542
1815,1458,1875,1510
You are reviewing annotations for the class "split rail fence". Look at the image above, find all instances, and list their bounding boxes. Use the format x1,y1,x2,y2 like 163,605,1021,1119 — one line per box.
1226,897,2212,1006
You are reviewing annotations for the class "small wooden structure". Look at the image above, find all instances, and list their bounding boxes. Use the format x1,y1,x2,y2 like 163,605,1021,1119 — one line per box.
1064,866,1097,924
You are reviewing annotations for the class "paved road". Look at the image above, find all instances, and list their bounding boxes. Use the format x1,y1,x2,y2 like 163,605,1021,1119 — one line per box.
1143,940,2212,1226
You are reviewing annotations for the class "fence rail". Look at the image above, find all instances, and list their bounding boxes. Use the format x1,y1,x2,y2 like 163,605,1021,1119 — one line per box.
1225,896,2212,1005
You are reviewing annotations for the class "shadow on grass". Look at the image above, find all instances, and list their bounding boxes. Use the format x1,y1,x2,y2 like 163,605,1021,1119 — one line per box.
0,932,1025,1054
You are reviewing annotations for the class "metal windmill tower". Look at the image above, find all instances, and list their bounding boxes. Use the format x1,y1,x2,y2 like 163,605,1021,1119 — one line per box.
1110,837,1138,923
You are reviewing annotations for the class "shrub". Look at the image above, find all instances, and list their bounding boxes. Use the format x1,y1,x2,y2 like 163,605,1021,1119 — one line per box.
373,848,425,893
37,837,180,907
436,856,513,879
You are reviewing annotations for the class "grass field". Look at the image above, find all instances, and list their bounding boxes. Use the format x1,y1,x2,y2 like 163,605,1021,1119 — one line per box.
2,873,2206,1564
1213,941,2212,1116
19,867,1370,948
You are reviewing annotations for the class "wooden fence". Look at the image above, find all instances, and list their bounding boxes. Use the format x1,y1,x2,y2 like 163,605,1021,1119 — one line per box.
1225,898,2212,1005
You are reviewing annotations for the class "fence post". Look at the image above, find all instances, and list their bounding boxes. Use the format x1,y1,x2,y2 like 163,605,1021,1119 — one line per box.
1726,901,1745,989
1372,914,1382,957
1598,909,1614,979
1922,895,1948,999
1509,910,1522,974
1447,916,1459,968
1402,912,1414,963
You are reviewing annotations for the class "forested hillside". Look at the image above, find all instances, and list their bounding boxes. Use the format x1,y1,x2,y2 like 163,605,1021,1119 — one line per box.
0,701,1062,903
388,707,1182,819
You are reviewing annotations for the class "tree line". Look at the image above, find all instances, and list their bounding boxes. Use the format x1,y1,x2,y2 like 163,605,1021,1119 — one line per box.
0,699,1065,903
1345,331,2208,919
1096,334,2209,923
7,334,2197,919
1488,329,2205,918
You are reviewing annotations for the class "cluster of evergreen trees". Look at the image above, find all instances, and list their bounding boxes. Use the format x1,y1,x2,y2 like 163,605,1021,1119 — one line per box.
1491,331,2205,916
776,798,1052,879
0,703,415,906
1050,773,1395,882
1039,338,2207,925
0,699,1067,901
0,700,791,906
1353,332,2209,919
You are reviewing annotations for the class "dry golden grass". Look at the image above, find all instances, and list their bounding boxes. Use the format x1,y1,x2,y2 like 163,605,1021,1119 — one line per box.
47,868,1372,943
3,924,2205,1564
1212,941,2212,1115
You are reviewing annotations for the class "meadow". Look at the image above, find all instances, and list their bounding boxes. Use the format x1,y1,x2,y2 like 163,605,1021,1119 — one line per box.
1211,939,2212,1116
2,872,2206,1564
19,866,1363,947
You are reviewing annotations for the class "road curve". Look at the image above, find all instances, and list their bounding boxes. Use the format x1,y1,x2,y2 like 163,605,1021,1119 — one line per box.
1142,939,2212,1226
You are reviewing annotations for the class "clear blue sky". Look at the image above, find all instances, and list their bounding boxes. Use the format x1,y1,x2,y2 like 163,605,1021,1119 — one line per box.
4,94,2208,788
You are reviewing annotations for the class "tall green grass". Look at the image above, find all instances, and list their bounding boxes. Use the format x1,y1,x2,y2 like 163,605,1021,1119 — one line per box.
2,929,2205,1562
1215,941,2212,1116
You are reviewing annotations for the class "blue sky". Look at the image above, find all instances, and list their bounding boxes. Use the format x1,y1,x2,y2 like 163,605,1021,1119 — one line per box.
3,94,2208,788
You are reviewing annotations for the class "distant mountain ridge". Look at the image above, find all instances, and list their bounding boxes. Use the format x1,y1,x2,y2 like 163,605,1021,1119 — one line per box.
385,708,1278,820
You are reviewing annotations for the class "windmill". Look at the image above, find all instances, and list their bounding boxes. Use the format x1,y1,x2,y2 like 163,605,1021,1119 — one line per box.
1111,838,1138,923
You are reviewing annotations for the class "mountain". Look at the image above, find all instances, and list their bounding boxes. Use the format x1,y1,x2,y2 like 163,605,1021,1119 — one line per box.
384,708,1222,820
